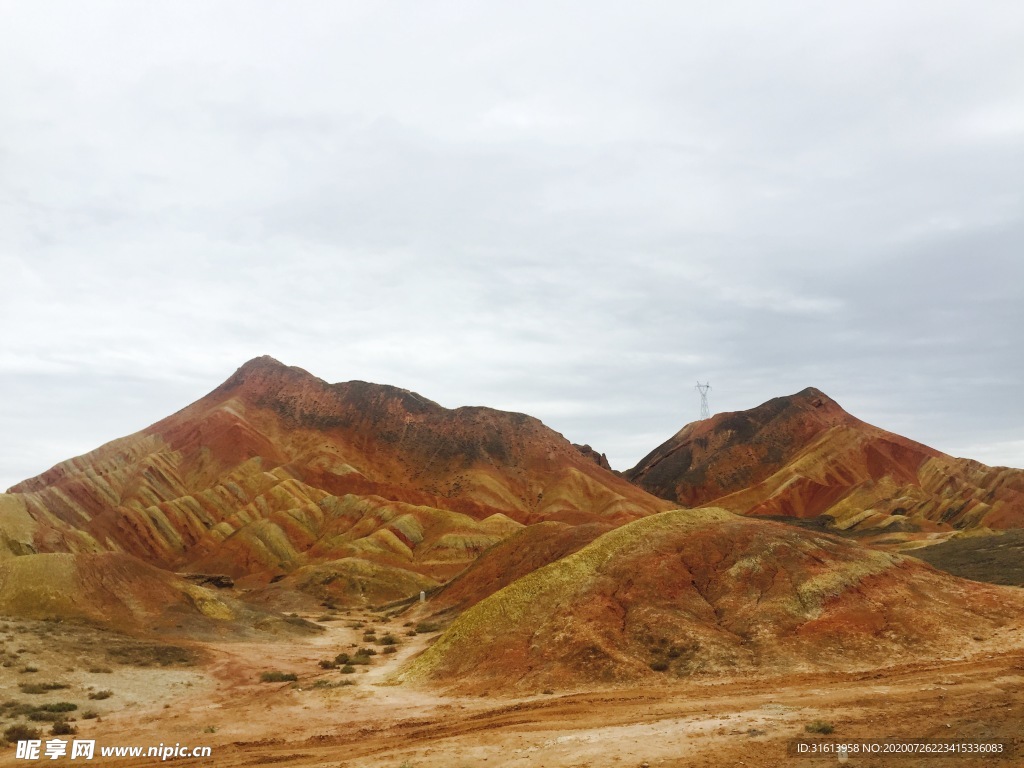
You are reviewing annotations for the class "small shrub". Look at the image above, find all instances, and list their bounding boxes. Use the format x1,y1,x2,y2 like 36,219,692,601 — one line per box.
88,690,113,700
259,672,297,683
81,711,98,720
340,665,356,674
107,642,195,667
19,682,69,694
88,666,113,674
649,661,669,672
805,720,834,735
356,647,377,657
382,646,398,655
28,711,62,722
415,622,440,634
37,702,77,713
334,653,350,665
318,660,337,670
51,721,77,736
312,678,356,689
20,666,38,673
4,724,41,743
379,634,398,646
1,702,35,718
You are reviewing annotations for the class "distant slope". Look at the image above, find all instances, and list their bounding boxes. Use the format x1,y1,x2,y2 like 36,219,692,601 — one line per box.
626,388,1024,533
2,357,670,591
911,530,1024,586
399,507,1024,692
426,521,613,617
0,551,315,636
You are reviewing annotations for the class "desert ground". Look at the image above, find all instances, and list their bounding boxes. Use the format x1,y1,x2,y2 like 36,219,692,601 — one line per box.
2,605,1022,768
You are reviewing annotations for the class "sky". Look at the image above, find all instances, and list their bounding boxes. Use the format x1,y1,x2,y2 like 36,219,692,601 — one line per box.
2,1,1023,491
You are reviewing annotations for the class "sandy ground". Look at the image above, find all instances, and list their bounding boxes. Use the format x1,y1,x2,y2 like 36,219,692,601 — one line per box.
2,611,1022,768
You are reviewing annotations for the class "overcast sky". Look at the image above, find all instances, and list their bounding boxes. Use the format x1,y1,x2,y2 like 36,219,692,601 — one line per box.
2,1,1022,490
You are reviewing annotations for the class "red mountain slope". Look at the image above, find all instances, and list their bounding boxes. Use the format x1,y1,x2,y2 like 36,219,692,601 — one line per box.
626,388,1024,533
400,507,1024,692
2,358,670,591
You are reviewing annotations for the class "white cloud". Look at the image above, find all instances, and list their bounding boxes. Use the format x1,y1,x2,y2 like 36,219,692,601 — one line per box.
1,1,1022,484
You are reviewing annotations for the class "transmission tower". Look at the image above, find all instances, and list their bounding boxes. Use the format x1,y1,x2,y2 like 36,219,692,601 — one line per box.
696,381,711,420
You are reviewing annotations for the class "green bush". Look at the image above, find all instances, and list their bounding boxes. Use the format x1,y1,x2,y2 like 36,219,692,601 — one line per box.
805,720,835,735
3,724,41,743
415,622,440,634
311,679,346,689
50,721,77,736
38,702,77,713
28,702,79,722
318,659,337,669
106,642,194,667
258,672,297,683
19,682,69,694
334,653,350,665
340,665,356,674
88,690,113,700
28,711,62,722
379,634,398,646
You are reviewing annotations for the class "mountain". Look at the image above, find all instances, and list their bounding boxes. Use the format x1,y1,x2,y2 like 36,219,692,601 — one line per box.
399,507,1024,692
1,357,670,604
626,387,1024,535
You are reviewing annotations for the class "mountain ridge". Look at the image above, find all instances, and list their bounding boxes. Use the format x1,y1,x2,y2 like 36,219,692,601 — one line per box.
627,387,1024,535
2,357,670,600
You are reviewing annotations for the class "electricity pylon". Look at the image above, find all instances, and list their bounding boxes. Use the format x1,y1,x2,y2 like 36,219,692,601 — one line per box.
696,381,711,420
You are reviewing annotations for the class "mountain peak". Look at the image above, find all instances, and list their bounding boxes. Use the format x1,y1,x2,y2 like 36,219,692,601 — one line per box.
626,387,862,508
752,386,846,418
237,354,289,372
229,355,317,382
624,387,1024,534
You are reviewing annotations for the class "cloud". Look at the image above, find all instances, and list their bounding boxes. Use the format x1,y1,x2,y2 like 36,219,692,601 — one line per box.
1,1,1022,488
